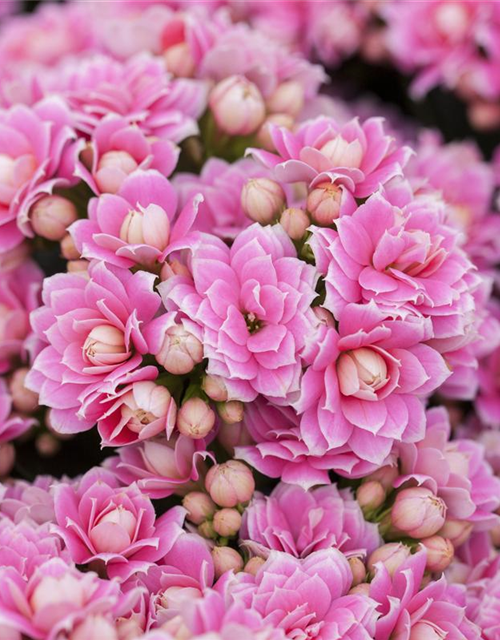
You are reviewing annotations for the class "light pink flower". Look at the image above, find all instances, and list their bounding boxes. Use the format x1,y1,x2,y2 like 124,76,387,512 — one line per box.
161,223,318,402
0,476,57,525
249,116,411,197
26,260,162,433
0,378,35,444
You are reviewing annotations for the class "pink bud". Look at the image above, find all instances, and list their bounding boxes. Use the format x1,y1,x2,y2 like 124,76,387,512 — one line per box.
209,75,266,136
159,585,202,611
95,150,138,194
468,101,500,131
241,178,285,224
217,422,253,455
348,556,366,586
177,398,215,439
420,535,454,573
67,260,89,276
392,487,447,539
156,325,203,375
357,481,385,512
213,508,242,537
337,348,389,400
119,204,171,251
202,375,228,402
280,207,310,240
365,465,398,492
60,233,80,260
120,381,175,437
31,195,78,241
198,520,217,540
183,492,217,525
307,182,344,225
160,259,191,281
205,461,255,507
267,80,304,117
164,43,195,77
83,324,129,367
319,135,364,168
256,113,294,151
409,621,447,640
349,583,371,597
89,506,137,554
211,546,244,579
367,543,411,577
30,574,86,631
70,616,118,640
36,433,61,457
217,401,244,424
9,367,38,413
434,2,469,40
0,443,15,476
438,519,473,548
244,556,266,576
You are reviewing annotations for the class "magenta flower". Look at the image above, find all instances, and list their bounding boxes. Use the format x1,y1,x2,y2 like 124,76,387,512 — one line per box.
162,223,318,402
53,468,185,581
26,260,161,433
477,345,500,428
241,482,380,559
70,170,201,269
249,116,411,197
0,378,35,444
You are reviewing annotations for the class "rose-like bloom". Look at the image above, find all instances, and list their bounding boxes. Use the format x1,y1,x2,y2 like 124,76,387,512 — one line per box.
70,170,201,269
0,378,35,444
53,468,185,581
240,482,380,559
75,115,179,195
0,97,76,252
106,435,213,499
26,260,162,433
465,572,500,640
295,301,448,469
249,116,411,197
0,476,57,525
0,259,42,373
161,223,319,402
395,407,500,534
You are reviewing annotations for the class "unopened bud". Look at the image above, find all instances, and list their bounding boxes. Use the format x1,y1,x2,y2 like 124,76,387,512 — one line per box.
67,260,89,275
202,375,228,402
348,583,371,597
438,519,473,548
280,207,309,240
256,113,294,151
183,491,217,525
365,465,398,492
348,556,366,586
241,178,285,224
156,325,203,375
164,43,195,78
9,368,38,413
244,556,266,576
420,535,454,573
211,546,244,579
217,401,244,424
213,508,242,537
367,543,411,578
160,259,191,281
95,150,138,194
198,520,217,540
60,233,80,260
307,182,343,226
267,80,304,117
205,461,255,508
0,443,15,476
357,481,385,513
209,76,266,136
177,398,216,440
392,487,447,539
31,195,78,241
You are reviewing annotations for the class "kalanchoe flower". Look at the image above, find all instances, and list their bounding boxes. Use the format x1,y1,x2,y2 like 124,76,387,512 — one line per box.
0,476,57,525
249,116,411,197
53,468,185,581
240,482,380,559
0,378,35,445
205,460,255,507
477,345,500,428
161,223,319,403
26,260,161,433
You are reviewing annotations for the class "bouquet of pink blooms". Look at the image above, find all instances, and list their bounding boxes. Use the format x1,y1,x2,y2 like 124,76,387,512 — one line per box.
1,2,500,640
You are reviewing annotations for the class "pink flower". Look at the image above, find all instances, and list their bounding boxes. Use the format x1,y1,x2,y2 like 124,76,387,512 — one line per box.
53,468,185,581
161,223,318,402
465,572,500,640
249,116,411,197
0,97,76,253
0,476,57,525
0,378,35,444
296,301,448,469
240,482,380,559
70,170,201,269
26,260,162,433
106,435,213,499
477,345,500,428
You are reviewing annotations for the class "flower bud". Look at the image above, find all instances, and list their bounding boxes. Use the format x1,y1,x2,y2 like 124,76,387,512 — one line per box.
202,375,228,402
205,460,255,507
217,422,253,455
60,233,80,260
241,178,285,224
213,508,242,537
420,535,454,573
177,398,216,439
256,113,294,151
468,101,500,131
198,520,217,540
36,433,61,457
267,80,304,117
95,150,138,194
83,325,128,367
244,556,266,576
70,616,118,640
119,204,171,251
0,443,15,476
410,621,447,640
438,519,473,548
319,135,363,168
211,546,244,579
337,348,389,400
89,506,137,554
349,583,371,597
67,260,89,276
348,556,366,587
365,465,398,492
280,207,309,240
156,325,203,375
183,491,217,525
164,43,195,78
120,381,175,437
392,488,447,539
209,75,266,136
160,259,191,281
367,543,411,578
217,400,244,424
357,481,385,513
307,182,344,225
9,367,38,413
31,195,78,241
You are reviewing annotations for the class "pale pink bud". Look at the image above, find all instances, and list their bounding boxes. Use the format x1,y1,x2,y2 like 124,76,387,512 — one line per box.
60,233,80,260
31,195,78,241
36,433,61,457
213,508,242,537
198,520,217,540
217,400,244,424
267,80,304,117
410,621,448,640
392,488,447,539
164,43,195,77
119,204,171,251
307,182,343,225
95,150,138,194
244,556,265,576
159,585,202,610
367,543,411,577
434,2,469,40
313,306,336,327
67,260,89,276
280,207,309,240
349,583,371,597
217,422,253,455
160,259,191,281
348,556,366,586
421,535,454,573
156,325,203,375
202,375,228,402
438,519,473,548
0,443,15,476
70,616,118,640
319,135,364,168
468,101,500,131
241,177,285,224
83,324,129,367
365,465,398,492
30,574,86,631
211,546,244,579
357,481,385,512
177,398,215,439
205,461,255,507
9,367,38,413
183,492,217,525
337,348,389,400
209,75,266,136
89,506,137,554
121,382,174,436
256,113,294,151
